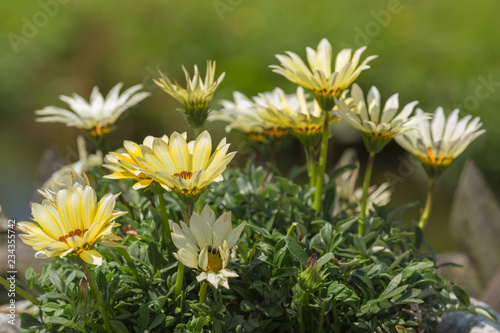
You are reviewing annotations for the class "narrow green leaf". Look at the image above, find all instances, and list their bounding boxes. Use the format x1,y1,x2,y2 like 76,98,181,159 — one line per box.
285,236,308,267
387,251,410,272
317,252,334,268
452,283,471,307
138,303,149,331
380,273,403,298
272,267,300,279
320,223,333,250
48,271,64,293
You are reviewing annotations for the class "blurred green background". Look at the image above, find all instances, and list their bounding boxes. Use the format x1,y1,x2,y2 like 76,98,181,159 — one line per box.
1,0,499,253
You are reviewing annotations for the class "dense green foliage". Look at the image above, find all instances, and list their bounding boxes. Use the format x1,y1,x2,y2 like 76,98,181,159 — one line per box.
19,164,496,332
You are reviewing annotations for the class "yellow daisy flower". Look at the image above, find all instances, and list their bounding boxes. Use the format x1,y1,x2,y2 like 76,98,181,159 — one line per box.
104,135,171,190
170,205,245,289
18,173,126,266
155,60,225,128
137,131,236,203
271,38,377,111
256,87,338,146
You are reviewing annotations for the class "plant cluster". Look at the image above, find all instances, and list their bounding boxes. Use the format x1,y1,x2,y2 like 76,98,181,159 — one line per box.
10,38,493,333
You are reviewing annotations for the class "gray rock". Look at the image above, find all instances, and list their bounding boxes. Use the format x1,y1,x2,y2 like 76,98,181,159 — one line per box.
437,297,500,333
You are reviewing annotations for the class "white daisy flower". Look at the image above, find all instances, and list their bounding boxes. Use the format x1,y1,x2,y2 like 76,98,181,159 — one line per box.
335,84,427,153
170,205,245,289
395,107,485,176
35,83,150,137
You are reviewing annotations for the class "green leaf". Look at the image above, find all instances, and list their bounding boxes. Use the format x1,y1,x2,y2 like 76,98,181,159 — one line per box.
240,300,255,312
48,271,64,293
272,267,300,279
387,251,410,272
138,303,149,331
110,319,130,333
317,252,334,268
380,273,402,298
320,223,333,250
285,236,308,267
452,283,471,307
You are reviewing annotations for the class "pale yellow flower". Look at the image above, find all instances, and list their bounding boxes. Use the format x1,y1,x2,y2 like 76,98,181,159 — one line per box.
35,83,150,137
136,131,235,203
271,39,376,111
104,135,171,190
395,107,485,176
256,87,338,146
18,172,126,265
335,84,427,153
170,205,245,289
155,61,225,128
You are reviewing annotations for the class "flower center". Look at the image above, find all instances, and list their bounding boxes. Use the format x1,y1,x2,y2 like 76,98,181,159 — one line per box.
58,228,89,244
89,125,111,137
206,247,223,272
173,171,193,180
424,147,453,167
263,126,289,139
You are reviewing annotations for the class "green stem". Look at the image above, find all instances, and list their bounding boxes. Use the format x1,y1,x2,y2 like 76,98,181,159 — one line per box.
318,295,326,333
359,151,376,235
82,314,107,333
174,204,192,307
299,291,310,333
0,276,40,306
418,177,435,230
286,222,298,237
193,127,200,138
157,193,174,256
199,281,208,304
304,145,316,188
81,262,113,333
314,113,331,211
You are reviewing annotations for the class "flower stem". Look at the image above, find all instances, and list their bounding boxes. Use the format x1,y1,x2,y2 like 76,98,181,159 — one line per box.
157,193,174,256
418,177,435,230
359,151,376,235
299,290,310,333
81,262,113,333
199,281,208,304
0,276,40,306
193,127,200,138
174,204,192,307
304,145,316,188
314,113,331,212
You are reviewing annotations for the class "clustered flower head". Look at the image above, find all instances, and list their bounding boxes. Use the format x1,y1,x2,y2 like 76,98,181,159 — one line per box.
271,38,377,111
155,60,225,129
18,172,126,266
170,205,245,289
35,83,150,137
335,84,428,153
395,107,485,177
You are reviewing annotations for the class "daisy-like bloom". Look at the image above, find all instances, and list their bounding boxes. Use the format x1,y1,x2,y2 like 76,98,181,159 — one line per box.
256,87,339,147
155,60,225,128
334,149,391,215
335,84,427,153
271,39,377,111
18,172,126,266
170,205,245,289
35,83,150,137
210,90,290,143
395,107,485,177
136,131,236,203
103,135,170,190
